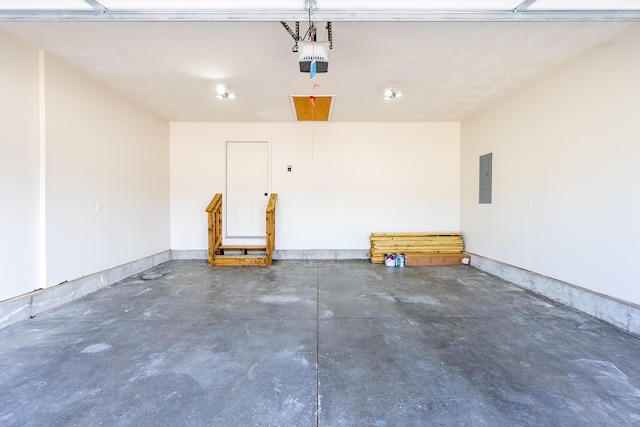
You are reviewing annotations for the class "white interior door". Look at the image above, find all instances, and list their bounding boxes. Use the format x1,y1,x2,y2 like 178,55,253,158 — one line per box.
226,142,269,237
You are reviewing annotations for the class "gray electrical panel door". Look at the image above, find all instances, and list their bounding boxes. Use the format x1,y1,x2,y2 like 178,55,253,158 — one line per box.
479,153,492,204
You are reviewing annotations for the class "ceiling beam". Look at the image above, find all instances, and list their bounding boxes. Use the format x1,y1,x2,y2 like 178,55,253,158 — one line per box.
1,10,640,22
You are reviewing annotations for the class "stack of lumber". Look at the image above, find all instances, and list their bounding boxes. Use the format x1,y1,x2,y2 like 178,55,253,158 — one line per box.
368,232,467,265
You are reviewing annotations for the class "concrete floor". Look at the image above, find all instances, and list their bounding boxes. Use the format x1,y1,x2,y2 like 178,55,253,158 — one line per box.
2,260,640,426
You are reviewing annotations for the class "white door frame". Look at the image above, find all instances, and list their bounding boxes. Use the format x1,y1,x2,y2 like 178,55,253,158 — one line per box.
223,139,272,241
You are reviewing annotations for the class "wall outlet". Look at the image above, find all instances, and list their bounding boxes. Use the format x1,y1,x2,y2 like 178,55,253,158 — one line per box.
96,202,103,212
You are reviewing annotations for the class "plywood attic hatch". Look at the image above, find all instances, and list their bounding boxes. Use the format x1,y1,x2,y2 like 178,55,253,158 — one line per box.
290,95,333,121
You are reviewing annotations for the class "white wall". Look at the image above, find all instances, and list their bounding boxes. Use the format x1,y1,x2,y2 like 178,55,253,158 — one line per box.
44,54,170,287
461,24,640,305
0,33,40,301
171,122,460,251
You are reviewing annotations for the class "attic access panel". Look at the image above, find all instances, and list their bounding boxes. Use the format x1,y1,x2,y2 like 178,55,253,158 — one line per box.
291,96,333,121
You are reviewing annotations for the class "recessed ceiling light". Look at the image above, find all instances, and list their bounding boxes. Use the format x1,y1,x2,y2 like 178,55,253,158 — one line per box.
383,86,403,100
215,85,235,99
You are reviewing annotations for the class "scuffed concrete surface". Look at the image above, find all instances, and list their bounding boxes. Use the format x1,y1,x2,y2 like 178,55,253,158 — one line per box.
1,260,640,426
470,253,640,336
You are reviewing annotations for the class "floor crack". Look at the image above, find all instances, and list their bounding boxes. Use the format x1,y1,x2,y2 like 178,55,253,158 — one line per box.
316,262,320,427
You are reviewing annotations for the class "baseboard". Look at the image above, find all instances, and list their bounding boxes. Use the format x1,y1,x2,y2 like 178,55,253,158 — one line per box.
171,249,369,261
0,250,171,329
7,250,634,336
171,250,208,260
468,252,640,337
273,249,369,260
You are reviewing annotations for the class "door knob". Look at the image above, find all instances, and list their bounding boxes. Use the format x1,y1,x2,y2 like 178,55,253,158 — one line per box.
264,193,268,196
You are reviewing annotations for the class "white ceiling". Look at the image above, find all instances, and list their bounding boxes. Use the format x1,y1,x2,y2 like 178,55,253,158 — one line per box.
0,2,637,122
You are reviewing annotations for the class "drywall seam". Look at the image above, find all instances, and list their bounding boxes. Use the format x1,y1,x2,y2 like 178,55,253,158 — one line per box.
38,50,46,289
